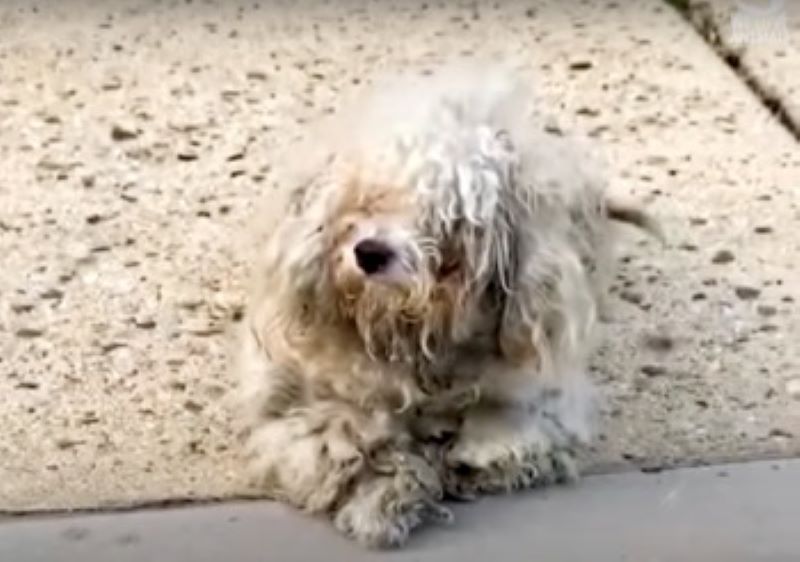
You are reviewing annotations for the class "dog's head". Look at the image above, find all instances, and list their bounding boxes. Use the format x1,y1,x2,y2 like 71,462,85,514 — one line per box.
322,129,520,360
257,66,607,368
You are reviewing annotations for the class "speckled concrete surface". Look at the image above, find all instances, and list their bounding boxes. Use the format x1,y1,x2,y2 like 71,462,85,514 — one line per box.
684,0,800,128
1,0,798,512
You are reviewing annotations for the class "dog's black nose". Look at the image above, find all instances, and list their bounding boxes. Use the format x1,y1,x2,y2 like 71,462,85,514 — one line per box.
354,239,395,275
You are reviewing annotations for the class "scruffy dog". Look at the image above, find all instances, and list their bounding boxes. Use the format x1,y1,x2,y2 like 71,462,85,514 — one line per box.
236,64,654,548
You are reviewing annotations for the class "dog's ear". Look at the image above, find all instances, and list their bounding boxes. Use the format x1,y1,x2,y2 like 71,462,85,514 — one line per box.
495,220,546,365
495,202,598,372
247,179,330,357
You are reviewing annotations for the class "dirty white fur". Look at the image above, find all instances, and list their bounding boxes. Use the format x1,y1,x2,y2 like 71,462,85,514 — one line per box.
235,62,636,548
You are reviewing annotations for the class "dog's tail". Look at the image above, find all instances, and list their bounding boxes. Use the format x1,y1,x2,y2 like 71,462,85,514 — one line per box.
606,200,665,244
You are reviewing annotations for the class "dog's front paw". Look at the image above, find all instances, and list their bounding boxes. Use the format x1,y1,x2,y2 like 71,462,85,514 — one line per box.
443,420,579,498
334,453,452,548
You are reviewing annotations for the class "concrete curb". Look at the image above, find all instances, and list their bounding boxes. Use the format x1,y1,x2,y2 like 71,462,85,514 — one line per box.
2,458,798,562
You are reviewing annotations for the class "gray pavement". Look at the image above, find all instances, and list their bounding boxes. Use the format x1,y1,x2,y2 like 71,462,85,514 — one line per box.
2,458,799,562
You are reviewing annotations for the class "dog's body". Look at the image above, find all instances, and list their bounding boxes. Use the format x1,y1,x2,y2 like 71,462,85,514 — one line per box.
236,65,647,547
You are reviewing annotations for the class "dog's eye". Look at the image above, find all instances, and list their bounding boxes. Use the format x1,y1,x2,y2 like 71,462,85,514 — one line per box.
436,257,461,280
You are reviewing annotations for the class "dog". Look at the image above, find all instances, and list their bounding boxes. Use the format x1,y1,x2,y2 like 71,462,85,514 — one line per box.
235,63,656,548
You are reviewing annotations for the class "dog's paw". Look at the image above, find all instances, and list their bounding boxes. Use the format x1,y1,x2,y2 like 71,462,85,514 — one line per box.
444,432,578,498
334,454,452,549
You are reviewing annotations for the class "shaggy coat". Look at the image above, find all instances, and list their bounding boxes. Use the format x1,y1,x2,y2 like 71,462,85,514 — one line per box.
235,64,653,548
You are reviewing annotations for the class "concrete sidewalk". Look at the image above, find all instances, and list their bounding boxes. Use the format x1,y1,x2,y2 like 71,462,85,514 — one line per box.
2,0,799,514
2,459,798,562
2,2,798,558
683,0,800,132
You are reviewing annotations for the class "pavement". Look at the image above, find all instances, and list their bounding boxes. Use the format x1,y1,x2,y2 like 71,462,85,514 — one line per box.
0,0,799,554
2,459,799,561
683,0,800,132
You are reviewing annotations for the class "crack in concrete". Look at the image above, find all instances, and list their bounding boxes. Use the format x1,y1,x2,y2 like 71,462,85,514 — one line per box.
666,0,800,143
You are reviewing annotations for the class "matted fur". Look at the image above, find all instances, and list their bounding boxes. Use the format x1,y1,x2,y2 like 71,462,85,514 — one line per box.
235,62,651,548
